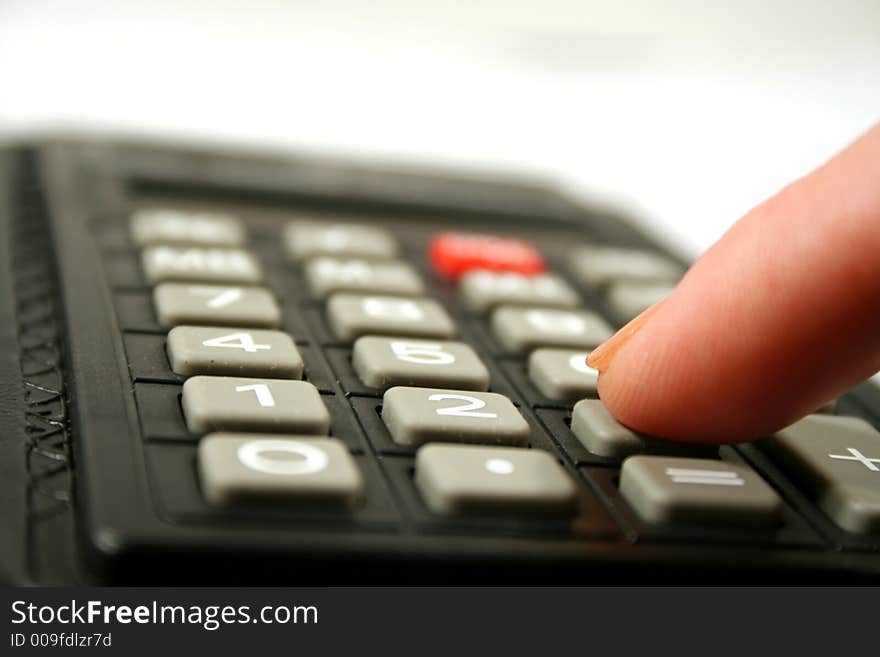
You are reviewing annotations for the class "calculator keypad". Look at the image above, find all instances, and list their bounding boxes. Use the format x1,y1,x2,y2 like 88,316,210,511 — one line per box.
166,326,304,378
108,199,880,571
381,386,530,447
153,283,281,328
352,336,490,391
199,434,363,508
181,376,330,434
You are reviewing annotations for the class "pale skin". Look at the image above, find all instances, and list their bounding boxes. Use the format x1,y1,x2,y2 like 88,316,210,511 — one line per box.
587,122,880,444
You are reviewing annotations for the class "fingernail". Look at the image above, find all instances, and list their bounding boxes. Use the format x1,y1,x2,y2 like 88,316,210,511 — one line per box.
587,301,664,372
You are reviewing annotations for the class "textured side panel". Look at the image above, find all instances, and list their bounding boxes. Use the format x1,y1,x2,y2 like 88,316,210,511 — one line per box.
0,149,76,583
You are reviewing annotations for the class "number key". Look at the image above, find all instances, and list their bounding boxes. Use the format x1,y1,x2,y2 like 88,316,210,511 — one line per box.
490,306,613,352
166,326,304,378
199,434,363,508
352,336,490,391
527,348,599,401
326,294,457,341
182,376,330,434
153,283,281,328
381,386,530,447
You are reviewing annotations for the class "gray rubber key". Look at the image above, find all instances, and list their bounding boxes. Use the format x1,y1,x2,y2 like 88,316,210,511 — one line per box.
459,270,580,314
620,456,782,528
764,414,880,534
167,326,303,378
606,281,676,321
352,336,489,391
142,246,262,285
182,376,330,435
381,386,530,447
199,434,362,507
304,256,425,298
569,399,720,461
284,221,398,262
131,208,245,247
490,306,613,352
570,399,645,458
527,348,598,401
415,443,577,515
153,283,281,328
568,245,684,288
326,294,457,341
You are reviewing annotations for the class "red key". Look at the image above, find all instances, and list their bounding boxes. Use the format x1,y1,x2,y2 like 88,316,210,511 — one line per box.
429,233,546,279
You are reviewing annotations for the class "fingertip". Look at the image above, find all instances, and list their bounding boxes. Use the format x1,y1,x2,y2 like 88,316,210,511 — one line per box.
594,123,880,443
587,301,664,373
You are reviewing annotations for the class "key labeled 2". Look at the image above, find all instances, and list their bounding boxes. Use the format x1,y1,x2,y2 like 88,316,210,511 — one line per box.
381,386,530,447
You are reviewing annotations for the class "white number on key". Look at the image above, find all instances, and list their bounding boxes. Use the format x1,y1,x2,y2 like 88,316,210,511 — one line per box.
568,353,596,375
202,332,271,353
526,309,585,334
313,258,373,282
188,285,243,308
363,297,424,321
154,248,251,273
234,383,276,407
390,341,455,365
427,394,497,419
237,440,328,476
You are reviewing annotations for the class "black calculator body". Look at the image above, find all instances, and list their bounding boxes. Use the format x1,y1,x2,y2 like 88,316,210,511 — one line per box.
1,140,878,585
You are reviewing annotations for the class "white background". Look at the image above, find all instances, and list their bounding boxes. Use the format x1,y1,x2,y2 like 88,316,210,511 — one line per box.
1,0,878,256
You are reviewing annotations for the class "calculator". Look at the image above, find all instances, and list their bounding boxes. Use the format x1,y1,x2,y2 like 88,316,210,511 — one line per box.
1,140,878,584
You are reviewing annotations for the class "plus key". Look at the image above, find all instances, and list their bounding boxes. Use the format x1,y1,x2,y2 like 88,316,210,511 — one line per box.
764,414,880,535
